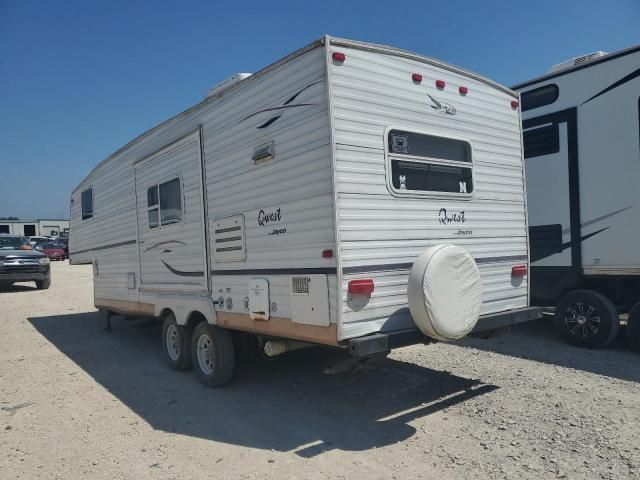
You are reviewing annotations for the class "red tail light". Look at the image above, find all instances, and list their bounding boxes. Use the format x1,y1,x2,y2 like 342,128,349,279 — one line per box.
412,73,423,83
332,52,346,62
511,100,519,109
436,79,446,89
512,265,527,277
322,249,333,258
348,279,374,295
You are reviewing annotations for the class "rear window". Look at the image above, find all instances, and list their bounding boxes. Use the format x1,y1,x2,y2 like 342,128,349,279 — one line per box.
521,84,559,111
387,130,473,195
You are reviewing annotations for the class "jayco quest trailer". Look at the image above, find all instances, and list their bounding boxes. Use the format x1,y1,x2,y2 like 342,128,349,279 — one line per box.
70,36,539,386
514,45,640,349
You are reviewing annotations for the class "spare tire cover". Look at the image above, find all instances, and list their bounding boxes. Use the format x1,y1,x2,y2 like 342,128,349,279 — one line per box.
407,245,482,341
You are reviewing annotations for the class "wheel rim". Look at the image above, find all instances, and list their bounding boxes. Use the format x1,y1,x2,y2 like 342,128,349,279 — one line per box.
196,333,215,375
165,324,181,361
564,302,601,339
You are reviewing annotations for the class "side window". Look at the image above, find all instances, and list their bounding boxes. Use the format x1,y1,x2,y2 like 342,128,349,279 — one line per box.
387,130,473,195
147,186,159,228
521,84,559,111
146,178,182,228
81,188,93,220
523,124,560,158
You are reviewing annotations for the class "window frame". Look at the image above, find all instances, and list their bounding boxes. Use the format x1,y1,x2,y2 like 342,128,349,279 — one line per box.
384,126,474,200
521,84,559,112
81,187,94,221
145,176,184,230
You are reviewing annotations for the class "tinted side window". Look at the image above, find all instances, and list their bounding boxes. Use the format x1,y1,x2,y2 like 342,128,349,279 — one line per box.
521,84,559,111
159,178,182,226
81,188,93,220
523,124,560,158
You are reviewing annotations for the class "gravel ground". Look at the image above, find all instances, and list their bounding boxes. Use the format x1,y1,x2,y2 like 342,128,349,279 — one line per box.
1,261,639,479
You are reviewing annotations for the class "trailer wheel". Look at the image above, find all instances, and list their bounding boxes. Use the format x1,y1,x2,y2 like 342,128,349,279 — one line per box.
161,312,193,371
627,302,640,351
191,322,235,387
554,290,619,348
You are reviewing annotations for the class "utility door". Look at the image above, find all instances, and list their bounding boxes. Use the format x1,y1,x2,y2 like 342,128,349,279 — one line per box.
134,131,208,292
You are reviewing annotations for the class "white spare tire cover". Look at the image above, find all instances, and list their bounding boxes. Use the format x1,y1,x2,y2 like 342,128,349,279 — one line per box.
408,245,482,341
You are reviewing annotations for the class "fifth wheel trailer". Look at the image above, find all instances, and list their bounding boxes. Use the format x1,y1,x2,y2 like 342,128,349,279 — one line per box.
69,36,540,386
513,45,640,349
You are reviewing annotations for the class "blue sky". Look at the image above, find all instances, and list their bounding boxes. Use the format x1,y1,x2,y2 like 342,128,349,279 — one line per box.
1,0,638,219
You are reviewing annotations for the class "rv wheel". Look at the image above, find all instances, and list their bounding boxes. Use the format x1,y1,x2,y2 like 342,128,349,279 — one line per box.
554,290,619,349
627,302,640,351
161,312,193,371
191,322,235,387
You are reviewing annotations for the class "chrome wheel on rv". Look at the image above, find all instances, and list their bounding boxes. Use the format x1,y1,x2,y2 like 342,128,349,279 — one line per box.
161,312,193,371
627,301,640,351
191,322,235,387
554,290,619,349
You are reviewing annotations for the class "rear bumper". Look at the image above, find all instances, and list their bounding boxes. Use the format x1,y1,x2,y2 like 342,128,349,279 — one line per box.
347,306,543,357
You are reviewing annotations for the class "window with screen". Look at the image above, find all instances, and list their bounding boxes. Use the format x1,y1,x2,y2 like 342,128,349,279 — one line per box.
81,188,93,220
387,130,473,195
523,124,560,158
146,178,182,228
521,84,559,111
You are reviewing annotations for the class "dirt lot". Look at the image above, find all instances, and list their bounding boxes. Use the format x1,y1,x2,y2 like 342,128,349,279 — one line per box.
0,261,639,479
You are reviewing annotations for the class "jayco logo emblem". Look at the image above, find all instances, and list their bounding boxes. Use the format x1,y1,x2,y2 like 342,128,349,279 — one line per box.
427,94,456,115
439,208,465,224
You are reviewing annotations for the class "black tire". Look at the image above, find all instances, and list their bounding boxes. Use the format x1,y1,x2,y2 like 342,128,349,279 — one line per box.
161,312,193,371
35,278,51,290
554,290,619,348
191,322,235,387
627,302,640,352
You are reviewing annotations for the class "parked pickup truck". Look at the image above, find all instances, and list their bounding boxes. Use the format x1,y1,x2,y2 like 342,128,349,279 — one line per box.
0,234,51,289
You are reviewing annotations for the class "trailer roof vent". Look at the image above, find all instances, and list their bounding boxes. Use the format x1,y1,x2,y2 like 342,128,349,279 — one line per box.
547,51,607,73
206,73,252,99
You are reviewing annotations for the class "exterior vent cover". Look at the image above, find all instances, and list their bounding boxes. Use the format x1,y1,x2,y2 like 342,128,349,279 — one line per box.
206,73,252,99
548,51,607,73
212,215,246,262
291,276,310,295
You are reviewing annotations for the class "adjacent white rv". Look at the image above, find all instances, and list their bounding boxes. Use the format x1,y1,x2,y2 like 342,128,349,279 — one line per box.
70,36,539,386
513,45,640,349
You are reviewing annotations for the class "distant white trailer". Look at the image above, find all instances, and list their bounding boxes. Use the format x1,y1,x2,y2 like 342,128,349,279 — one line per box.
70,36,540,386
513,45,640,349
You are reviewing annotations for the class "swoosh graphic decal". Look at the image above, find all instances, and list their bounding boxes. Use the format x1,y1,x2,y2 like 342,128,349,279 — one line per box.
283,80,322,105
161,260,203,277
561,205,633,234
239,103,316,123
582,67,640,105
144,240,187,253
257,115,281,129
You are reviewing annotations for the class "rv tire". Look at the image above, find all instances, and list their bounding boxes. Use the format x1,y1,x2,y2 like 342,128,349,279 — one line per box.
191,322,235,387
627,302,640,351
35,278,51,290
161,312,193,371
554,290,619,349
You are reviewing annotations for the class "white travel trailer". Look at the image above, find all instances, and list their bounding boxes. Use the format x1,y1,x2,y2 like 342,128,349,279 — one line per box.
70,36,540,386
513,45,640,349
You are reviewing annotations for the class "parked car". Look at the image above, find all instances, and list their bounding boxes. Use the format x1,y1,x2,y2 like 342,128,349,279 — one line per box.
28,236,50,247
0,234,51,289
35,242,66,261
